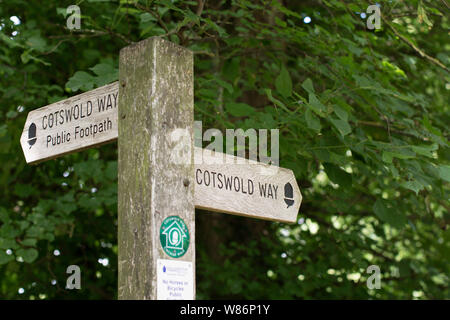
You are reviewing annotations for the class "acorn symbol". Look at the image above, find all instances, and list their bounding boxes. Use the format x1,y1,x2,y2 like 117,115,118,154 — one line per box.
27,122,37,149
284,182,294,208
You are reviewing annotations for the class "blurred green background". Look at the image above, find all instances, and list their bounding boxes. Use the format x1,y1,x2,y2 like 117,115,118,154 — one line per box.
0,0,448,299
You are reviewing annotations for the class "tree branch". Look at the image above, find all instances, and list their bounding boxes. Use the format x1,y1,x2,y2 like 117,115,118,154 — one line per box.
382,15,449,73
355,120,429,141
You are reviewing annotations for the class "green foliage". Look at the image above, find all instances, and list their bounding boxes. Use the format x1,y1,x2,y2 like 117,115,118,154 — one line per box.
275,66,292,98
372,199,407,229
66,62,118,92
226,102,255,117
0,0,448,300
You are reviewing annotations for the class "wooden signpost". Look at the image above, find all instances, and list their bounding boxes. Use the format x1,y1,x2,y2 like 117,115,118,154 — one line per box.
19,37,302,300
20,82,119,164
20,86,301,223
195,148,301,223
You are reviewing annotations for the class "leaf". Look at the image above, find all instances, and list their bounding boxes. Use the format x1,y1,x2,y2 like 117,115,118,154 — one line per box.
26,226,45,238
26,35,47,52
0,225,20,239
0,238,18,250
302,78,314,93
21,238,37,247
0,251,14,265
257,113,277,128
333,105,348,121
16,248,38,263
0,124,7,138
343,38,363,57
79,194,102,210
373,200,407,229
105,161,118,181
353,74,372,88
56,7,69,18
17,221,30,231
6,110,18,119
226,102,255,117
323,163,352,188
14,184,36,198
182,9,201,26
308,92,326,117
400,180,424,195
418,1,433,28
43,233,55,242
265,89,290,113
66,71,96,92
330,118,351,136
89,63,118,86
275,16,287,27
0,207,10,223
382,150,415,163
0,33,22,48
89,63,113,76
411,144,437,158
222,57,240,82
215,79,233,94
74,160,103,182
305,109,321,132
275,66,292,97
20,49,50,66
438,165,450,182
140,12,157,23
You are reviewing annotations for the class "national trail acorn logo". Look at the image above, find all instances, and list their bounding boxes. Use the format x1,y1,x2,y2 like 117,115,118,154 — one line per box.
27,122,37,149
284,182,294,208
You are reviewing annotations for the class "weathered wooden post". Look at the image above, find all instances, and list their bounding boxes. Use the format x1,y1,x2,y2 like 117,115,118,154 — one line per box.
118,37,195,299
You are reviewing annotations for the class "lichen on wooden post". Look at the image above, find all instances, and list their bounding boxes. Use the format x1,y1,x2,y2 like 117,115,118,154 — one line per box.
118,37,194,300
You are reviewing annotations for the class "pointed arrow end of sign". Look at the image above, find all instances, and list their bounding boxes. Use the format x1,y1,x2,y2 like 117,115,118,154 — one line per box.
20,113,38,164
286,169,302,224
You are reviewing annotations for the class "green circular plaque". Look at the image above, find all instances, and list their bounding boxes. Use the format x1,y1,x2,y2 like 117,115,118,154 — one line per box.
159,216,190,258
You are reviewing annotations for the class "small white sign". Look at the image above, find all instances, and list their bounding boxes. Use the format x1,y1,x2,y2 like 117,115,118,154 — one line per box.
157,259,194,300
